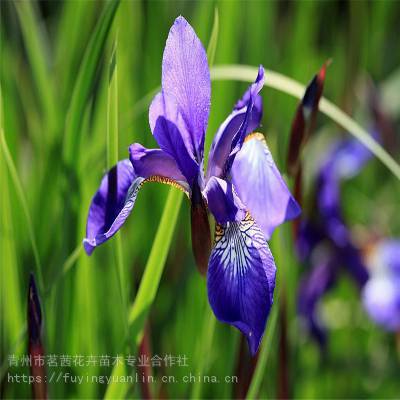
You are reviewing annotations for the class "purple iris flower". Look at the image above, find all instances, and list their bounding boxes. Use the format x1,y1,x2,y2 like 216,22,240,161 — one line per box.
83,16,300,354
362,239,400,331
297,135,373,346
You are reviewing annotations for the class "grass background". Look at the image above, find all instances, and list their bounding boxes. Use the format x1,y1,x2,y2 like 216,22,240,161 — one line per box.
1,0,399,398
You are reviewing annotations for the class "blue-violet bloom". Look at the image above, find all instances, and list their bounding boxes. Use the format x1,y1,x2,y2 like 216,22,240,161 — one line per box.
83,16,300,354
297,135,373,346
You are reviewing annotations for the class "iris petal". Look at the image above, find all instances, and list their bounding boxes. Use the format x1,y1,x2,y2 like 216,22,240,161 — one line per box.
84,160,138,255
129,143,188,186
161,16,210,161
207,66,264,180
149,92,199,185
203,176,246,224
207,213,276,355
231,133,301,240
84,156,189,255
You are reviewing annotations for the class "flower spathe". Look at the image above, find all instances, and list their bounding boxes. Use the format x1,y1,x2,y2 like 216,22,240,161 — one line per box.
83,16,300,354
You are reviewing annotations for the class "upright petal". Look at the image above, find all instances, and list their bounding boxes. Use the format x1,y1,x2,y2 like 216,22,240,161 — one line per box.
231,133,301,240
203,176,246,224
207,213,276,355
161,16,210,161
149,92,199,186
207,66,264,180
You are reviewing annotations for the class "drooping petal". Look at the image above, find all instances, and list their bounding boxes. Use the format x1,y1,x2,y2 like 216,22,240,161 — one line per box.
161,16,210,161
84,157,189,255
203,176,246,224
287,62,328,176
231,133,301,240
207,66,264,180
149,92,199,185
83,160,139,255
207,213,276,355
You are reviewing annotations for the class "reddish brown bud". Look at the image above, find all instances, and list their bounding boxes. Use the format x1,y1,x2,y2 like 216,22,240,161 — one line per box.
190,182,211,275
287,61,330,176
28,273,47,399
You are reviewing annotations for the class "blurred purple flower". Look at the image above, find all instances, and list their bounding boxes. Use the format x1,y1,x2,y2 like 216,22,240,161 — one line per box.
83,16,300,354
297,135,374,346
362,239,400,331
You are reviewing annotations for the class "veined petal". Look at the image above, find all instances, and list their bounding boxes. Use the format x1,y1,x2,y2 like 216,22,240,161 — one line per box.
149,92,199,185
231,133,301,240
207,66,264,180
207,213,276,355
161,16,210,161
203,176,246,224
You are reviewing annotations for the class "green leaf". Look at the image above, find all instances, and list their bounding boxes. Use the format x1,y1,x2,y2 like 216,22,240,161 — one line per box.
246,301,279,399
207,8,219,67
210,64,400,180
107,37,127,325
190,308,216,399
14,1,59,142
0,127,44,293
105,188,184,399
63,0,120,166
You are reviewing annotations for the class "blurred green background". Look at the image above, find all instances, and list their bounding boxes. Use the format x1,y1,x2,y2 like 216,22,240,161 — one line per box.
1,0,399,399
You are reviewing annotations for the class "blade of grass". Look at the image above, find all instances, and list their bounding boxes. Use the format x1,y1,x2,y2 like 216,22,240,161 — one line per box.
0,87,24,387
63,0,120,166
206,8,219,67
246,296,280,400
14,1,58,142
0,128,44,293
210,64,400,180
107,38,127,324
0,241,82,383
190,308,216,399
105,188,184,399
